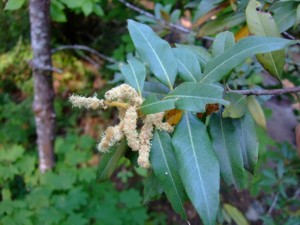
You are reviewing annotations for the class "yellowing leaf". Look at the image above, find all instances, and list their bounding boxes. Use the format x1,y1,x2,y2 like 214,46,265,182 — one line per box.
235,26,249,42
247,96,266,129
224,204,249,225
246,0,284,80
166,109,183,126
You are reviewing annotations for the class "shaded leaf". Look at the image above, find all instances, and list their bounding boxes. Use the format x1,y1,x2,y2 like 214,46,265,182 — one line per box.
120,57,146,95
142,81,170,99
172,112,220,225
166,82,229,113
247,96,266,129
209,112,245,189
232,111,259,173
222,93,247,118
151,131,186,219
199,36,294,83
143,172,163,204
128,20,177,89
223,204,249,225
273,2,297,32
197,13,245,37
193,0,223,22
246,0,285,79
140,94,175,114
212,31,235,58
97,139,127,181
173,48,201,82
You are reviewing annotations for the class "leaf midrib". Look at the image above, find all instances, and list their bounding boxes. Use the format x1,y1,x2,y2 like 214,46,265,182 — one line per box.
128,59,142,95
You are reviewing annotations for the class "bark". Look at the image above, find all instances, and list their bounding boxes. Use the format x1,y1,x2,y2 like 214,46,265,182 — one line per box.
29,0,55,172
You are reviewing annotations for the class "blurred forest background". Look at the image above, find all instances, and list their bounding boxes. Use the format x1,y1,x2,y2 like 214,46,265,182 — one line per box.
0,0,300,224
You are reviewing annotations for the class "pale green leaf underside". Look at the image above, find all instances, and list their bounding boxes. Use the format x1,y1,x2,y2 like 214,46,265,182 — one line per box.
140,94,175,114
212,31,235,58
199,36,294,83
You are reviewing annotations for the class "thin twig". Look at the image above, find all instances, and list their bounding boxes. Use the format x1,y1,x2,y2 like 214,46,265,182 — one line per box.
51,45,117,64
118,0,214,41
227,86,300,96
282,32,300,47
267,193,279,215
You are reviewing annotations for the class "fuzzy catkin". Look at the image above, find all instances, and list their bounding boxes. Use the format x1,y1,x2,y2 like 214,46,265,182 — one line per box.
69,95,106,110
97,123,124,152
123,106,140,151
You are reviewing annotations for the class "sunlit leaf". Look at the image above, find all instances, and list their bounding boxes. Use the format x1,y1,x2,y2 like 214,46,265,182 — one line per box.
247,96,266,129
223,204,249,225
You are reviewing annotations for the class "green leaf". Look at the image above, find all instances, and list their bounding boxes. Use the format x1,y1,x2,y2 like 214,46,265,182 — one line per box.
172,48,201,82
193,0,222,22
4,0,25,10
199,36,294,83
143,172,163,204
120,57,146,95
97,139,127,181
198,13,246,37
273,2,297,32
223,204,249,225
127,20,177,89
93,4,104,16
232,112,258,174
209,112,245,189
212,31,235,58
222,93,247,119
142,81,170,99
51,4,67,23
151,131,187,219
172,112,220,225
61,0,84,9
175,44,211,67
82,0,93,16
246,0,285,79
166,82,229,113
140,94,175,114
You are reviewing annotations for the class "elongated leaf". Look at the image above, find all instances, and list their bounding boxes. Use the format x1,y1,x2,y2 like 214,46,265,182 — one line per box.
224,204,249,225
97,139,126,181
232,112,258,173
166,82,229,112
246,0,284,79
193,0,222,22
151,131,187,219
175,44,211,67
199,36,294,83
172,112,220,225
273,2,297,32
197,13,245,37
120,57,146,95
212,31,235,58
222,93,247,118
142,81,169,99
140,94,175,114
247,96,266,129
209,113,245,189
173,48,201,82
128,20,177,89
143,172,163,204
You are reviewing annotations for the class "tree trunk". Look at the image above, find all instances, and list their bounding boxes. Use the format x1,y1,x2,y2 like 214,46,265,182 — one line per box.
29,0,55,172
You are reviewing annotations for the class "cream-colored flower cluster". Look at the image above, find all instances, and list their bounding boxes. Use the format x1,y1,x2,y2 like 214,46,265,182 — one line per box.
69,84,173,168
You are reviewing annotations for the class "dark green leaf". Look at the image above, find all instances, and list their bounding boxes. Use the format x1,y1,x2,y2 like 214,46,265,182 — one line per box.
140,94,175,114
209,112,245,189
120,57,146,95
173,48,202,82
193,0,223,22
212,31,235,58
151,131,186,219
273,2,297,32
199,36,294,83
222,93,247,119
166,82,229,112
172,112,220,225
128,20,177,89
97,139,127,181
143,172,163,204
232,112,258,173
